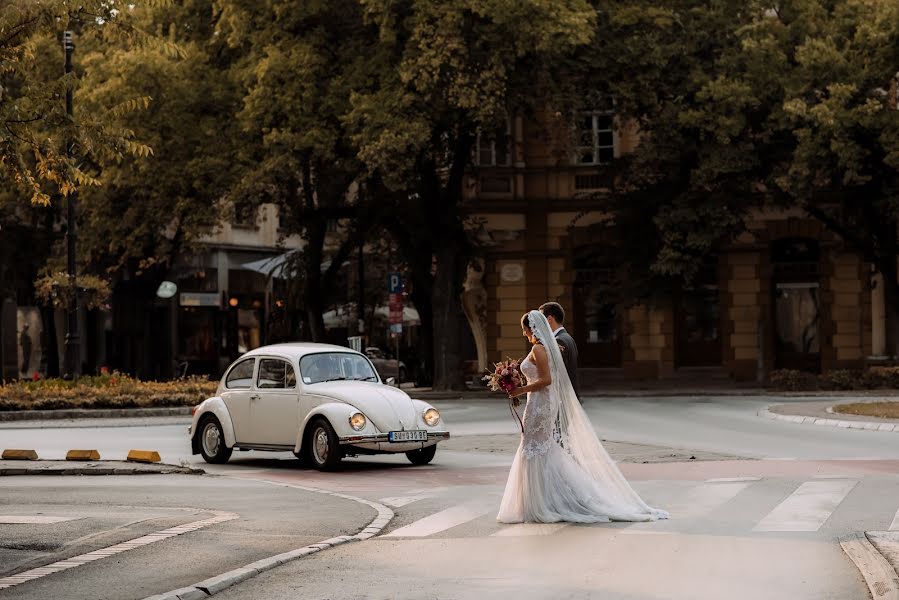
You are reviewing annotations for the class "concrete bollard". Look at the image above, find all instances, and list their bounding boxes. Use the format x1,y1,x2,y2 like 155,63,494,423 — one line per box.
126,450,161,463
2,449,39,460
66,449,101,461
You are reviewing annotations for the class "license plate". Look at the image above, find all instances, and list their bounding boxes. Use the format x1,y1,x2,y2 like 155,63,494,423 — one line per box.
388,430,427,442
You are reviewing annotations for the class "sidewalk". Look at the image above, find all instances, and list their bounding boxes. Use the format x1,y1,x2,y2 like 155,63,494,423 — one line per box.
0,459,202,476
761,398,899,432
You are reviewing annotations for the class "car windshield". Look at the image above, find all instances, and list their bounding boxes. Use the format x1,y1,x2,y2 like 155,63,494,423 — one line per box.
299,352,379,384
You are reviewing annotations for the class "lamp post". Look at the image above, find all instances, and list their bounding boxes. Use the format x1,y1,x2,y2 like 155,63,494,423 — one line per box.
62,30,80,379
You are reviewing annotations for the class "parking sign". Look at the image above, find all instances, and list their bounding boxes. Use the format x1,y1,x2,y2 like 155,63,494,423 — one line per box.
389,272,403,294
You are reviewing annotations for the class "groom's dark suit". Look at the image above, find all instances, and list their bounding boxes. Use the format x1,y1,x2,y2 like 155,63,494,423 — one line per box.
554,326,580,401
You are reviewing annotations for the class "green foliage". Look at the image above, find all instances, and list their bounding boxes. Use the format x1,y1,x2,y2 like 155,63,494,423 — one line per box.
585,0,899,297
34,270,111,310
0,0,171,205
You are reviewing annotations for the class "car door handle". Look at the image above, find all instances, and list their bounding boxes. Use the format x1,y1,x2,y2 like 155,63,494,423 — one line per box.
250,394,260,401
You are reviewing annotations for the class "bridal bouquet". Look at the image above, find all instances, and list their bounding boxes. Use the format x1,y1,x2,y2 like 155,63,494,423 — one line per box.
483,359,524,397
484,358,525,430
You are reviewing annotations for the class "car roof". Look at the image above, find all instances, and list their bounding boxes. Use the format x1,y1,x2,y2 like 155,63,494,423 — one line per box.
241,343,363,361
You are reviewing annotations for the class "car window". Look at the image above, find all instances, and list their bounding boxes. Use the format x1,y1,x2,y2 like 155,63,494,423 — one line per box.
256,358,297,389
225,358,255,389
300,352,378,384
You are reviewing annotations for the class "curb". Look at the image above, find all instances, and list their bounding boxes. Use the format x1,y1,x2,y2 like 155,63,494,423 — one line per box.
142,479,394,600
840,532,899,600
757,405,898,432
0,406,192,422
0,461,204,476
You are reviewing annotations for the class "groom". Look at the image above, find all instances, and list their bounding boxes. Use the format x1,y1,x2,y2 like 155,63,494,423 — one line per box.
539,302,580,402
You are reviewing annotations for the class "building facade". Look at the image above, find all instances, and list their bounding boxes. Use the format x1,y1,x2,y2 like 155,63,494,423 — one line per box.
463,111,887,383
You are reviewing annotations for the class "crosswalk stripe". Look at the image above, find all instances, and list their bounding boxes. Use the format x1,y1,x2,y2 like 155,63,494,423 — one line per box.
671,481,752,518
379,496,428,508
383,504,489,538
753,480,857,532
491,523,569,537
890,507,899,531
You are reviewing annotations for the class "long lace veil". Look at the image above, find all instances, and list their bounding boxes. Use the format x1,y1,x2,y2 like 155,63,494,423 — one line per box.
527,309,666,516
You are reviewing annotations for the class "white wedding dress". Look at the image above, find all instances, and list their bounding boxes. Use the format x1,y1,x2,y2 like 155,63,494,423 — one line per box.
497,310,669,524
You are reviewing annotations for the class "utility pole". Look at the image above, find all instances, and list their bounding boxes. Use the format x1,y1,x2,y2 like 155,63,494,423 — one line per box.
62,30,80,379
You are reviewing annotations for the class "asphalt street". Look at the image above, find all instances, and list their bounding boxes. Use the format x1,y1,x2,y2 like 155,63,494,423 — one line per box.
2,394,898,599
3,394,899,464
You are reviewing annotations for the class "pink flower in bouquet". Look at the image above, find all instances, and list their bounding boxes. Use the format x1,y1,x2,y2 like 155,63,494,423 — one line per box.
483,358,524,394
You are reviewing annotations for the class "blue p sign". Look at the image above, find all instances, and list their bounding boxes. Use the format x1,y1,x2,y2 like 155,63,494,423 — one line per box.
389,273,403,294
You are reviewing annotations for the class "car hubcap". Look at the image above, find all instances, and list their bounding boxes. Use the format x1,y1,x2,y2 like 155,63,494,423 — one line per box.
203,423,221,456
313,427,329,464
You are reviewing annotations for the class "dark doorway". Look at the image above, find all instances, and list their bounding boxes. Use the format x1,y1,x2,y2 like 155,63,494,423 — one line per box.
675,261,722,367
771,238,821,372
572,252,621,368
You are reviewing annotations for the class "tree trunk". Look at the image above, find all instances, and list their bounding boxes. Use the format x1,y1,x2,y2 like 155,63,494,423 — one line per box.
408,268,433,387
303,221,328,343
430,236,468,390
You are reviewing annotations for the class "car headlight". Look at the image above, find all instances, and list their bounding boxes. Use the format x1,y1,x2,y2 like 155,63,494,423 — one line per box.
349,412,367,431
423,408,440,427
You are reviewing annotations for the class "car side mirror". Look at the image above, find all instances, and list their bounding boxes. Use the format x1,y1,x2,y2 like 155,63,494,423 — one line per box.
385,377,396,386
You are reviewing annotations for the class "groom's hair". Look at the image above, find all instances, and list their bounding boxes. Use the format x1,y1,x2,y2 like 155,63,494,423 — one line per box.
539,302,565,325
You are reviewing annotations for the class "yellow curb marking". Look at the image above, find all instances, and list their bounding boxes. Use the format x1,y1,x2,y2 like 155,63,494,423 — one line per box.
1,449,38,460
66,450,100,461
126,450,161,463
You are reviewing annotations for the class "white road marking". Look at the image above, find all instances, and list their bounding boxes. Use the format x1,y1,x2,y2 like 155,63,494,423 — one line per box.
705,477,761,483
890,506,899,531
384,504,488,538
674,481,752,517
621,481,750,533
0,511,238,591
0,516,83,524
379,496,428,508
754,480,857,532
491,523,569,537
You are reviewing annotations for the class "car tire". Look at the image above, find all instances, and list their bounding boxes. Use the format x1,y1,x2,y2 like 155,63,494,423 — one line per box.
305,418,342,471
405,444,437,466
398,367,407,383
198,416,232,464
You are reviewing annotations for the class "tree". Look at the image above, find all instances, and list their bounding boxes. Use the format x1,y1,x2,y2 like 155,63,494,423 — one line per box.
214,0,379,342
1,0,180,376
75,0,241,280
347,0,597,388
579,0,899,342
0,1,163,206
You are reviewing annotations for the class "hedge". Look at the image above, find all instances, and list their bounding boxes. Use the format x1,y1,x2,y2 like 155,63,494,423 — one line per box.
769,367,899,392
0,372,217,411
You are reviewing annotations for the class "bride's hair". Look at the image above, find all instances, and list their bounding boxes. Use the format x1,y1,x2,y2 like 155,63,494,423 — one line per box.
520,313,531,331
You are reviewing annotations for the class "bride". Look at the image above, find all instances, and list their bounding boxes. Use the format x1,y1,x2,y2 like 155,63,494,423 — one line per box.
497,309,669,524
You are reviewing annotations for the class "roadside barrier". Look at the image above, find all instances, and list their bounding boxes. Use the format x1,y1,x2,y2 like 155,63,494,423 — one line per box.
66,449,101,461
1,449,38,460
126,450,161,463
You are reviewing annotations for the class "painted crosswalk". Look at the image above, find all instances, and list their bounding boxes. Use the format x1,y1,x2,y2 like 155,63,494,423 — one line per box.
377,477,898,541
753,480,857,532
383,503,490,537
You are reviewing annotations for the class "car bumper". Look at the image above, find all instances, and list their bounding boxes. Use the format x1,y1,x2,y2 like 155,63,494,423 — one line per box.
338,431,450,445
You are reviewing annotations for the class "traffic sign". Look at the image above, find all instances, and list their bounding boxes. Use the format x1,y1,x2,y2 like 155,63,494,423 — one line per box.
389,272,403,294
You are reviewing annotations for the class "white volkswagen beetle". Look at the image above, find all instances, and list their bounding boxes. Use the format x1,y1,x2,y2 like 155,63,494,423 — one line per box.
189,343,449,470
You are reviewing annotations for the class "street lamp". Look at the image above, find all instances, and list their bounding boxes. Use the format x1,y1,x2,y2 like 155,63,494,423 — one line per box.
62,30,80,379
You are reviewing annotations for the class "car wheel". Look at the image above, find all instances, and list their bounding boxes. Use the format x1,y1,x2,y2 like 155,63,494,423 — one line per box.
305,418,342,471
198,416,232,464
405,444,437,466
398,367,407,383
